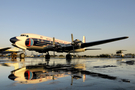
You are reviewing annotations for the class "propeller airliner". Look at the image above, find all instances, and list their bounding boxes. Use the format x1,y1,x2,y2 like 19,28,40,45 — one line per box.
0,47,20,55
10,33,128,59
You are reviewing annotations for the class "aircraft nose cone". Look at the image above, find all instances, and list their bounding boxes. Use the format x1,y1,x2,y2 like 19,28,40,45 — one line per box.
8,74,17,81
10,37,19,43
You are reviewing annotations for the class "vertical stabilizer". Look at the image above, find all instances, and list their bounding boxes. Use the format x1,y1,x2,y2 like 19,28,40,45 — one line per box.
83,36,86,43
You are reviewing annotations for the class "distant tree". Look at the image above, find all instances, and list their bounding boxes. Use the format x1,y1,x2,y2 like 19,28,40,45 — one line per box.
99,54,110,58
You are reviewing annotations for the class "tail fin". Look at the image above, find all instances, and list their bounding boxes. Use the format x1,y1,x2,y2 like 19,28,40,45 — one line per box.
83,36,86,43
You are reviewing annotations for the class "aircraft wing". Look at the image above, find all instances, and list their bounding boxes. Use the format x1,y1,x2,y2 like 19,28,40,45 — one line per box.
81,36,128,48
1,51,21,54
0,47,11,52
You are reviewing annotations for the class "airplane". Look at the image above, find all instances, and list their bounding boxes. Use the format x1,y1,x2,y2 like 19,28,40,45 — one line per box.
0,47,20,56
114,50,127,58
10,33,128,59
116,50,127,54
0,47,11,53
0,47,21,60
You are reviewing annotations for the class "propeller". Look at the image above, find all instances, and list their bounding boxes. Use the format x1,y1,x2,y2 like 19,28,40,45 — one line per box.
71,34,75,57
71,34,74,44
52,37,63,57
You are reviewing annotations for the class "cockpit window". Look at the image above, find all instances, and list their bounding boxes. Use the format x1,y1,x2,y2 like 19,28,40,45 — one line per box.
20,34,29,37
20,34,24,36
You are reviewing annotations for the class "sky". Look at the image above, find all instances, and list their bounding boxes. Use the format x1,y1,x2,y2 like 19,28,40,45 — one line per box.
0,0,135,55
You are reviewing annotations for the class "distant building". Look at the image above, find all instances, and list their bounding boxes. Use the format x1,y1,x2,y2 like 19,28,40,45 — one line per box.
124,53,133,58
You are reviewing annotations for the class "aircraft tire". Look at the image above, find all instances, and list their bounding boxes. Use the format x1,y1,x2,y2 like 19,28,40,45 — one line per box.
66,54,72,60
45,54,50,59
20,53,25,59
11,52,17,61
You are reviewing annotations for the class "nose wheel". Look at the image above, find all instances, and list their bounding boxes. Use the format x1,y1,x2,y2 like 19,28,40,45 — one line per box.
20,49,25,59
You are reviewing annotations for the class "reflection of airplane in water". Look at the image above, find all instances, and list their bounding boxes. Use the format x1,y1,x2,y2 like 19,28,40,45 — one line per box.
8,59,130,84
8,59,86,84
10,33,128,59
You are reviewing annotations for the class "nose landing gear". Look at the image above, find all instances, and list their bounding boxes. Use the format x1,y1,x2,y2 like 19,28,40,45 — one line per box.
20,49,25,59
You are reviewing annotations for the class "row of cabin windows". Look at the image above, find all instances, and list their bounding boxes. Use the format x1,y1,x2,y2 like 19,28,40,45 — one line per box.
21,34,69,45
32,38,69,45
24,36,70,45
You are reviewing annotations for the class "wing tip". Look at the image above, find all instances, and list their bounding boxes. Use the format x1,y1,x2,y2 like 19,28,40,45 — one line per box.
123,36,129,39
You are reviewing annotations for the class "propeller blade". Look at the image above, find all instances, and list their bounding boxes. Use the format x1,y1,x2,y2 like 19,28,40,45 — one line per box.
53,37,55,57
71,34,75,58
71,34,74,43
53,37,55,47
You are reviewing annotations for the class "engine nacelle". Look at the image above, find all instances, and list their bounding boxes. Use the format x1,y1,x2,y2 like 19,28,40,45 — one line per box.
69,48,85,53
73,39,82,48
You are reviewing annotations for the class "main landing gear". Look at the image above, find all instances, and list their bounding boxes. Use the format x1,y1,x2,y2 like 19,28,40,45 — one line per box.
45,52,50,59
11,52,17,61
66,53,72,60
